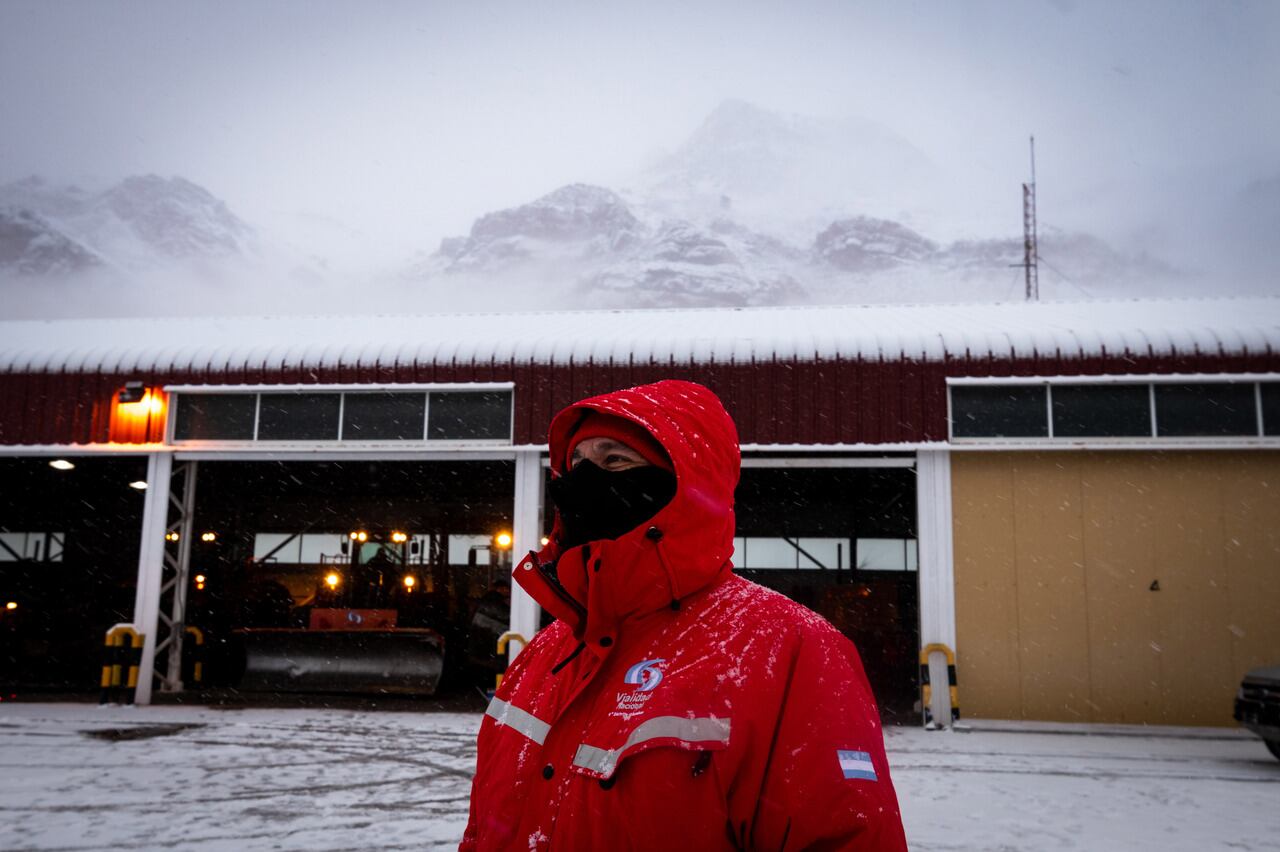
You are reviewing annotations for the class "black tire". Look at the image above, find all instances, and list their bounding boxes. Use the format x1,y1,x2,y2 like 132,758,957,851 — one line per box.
1266,739,1280,761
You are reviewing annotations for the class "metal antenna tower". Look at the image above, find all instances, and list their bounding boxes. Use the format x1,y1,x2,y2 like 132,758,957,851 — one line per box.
1022,135,1039,301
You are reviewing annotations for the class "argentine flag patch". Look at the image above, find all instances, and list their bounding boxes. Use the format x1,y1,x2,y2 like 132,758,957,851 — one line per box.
837,749,878,781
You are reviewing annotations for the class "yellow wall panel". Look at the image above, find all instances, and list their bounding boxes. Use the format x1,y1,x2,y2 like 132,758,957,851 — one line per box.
952,450,1280,726
1149,454,1234,725
1010,454,1092,721
1221,454,1280,684
1080,455,1161,723
951,455,1022,719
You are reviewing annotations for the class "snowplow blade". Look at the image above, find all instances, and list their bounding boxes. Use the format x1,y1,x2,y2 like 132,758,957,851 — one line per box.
235,628,444,695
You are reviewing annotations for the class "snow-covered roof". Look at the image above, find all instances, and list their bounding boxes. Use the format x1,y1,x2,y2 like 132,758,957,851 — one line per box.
1,297,1277,375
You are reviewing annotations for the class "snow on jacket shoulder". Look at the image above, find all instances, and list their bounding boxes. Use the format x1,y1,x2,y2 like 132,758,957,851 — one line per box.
461,380,906,851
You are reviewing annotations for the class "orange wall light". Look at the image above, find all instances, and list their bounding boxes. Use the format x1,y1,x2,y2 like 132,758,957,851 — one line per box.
108,386,169,444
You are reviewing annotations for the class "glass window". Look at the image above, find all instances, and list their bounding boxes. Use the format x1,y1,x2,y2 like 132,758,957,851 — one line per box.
1262,384,1280,436
0,532,24,562
1051,384,1151,437
857,538,918,572
950,385,1048,438
428,391,512,441
174,393,257,440
257,393,341,441
299,534,346,563
732,536,851,570
448,534,493,563
1154,383,1257,437
253,533,302,563
342,392,426,440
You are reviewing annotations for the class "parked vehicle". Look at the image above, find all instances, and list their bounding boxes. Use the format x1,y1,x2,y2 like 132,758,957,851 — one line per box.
1233,665,1280,761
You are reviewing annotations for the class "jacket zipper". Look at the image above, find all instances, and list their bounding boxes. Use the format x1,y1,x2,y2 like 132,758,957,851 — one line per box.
646,526,682,606
528,549,587,621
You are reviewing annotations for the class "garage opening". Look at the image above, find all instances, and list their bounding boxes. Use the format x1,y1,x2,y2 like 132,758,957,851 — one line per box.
182,460,515,699
734,460,920,723
0,457,146,695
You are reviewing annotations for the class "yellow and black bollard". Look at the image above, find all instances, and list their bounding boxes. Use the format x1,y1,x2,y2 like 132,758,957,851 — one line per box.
183,626,204,686
919,643,960,728
99,625,144,705
494,632,528,690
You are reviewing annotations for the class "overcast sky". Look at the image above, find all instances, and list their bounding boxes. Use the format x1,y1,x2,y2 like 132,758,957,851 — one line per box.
1,0,1277,267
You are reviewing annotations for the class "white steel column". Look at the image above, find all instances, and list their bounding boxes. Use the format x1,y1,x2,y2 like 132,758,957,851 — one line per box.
131,451,173,705
508,449,543,662
916,449,957,726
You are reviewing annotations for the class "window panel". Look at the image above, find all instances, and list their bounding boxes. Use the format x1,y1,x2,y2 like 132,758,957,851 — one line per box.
299,534,346,563
795,537,848,570
857,538,918,572
428,391,512,441
1154,383,1257,437
253,533,301,563
0,532,24,562
1262,384,1280,436
740,537,802,569
174,393,257,440
448,534,492,564
342,392,426,441
734,536,851,570
1051,384,1152,437
257,393,341,441
950,385,1048,438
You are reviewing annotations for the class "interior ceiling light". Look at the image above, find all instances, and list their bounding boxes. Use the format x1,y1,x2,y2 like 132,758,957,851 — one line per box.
48,459,75,471
129,480,148,490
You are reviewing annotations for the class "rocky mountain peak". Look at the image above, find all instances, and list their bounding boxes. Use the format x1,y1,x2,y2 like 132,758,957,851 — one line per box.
99,174,253,258
815,217,938,272
469,183,639,243
0,207,102,276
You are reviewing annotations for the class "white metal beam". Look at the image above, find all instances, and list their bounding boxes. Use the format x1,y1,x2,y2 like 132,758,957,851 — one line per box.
916,449,957,726
163,382,515,392
508,449,544,661
130,452,173,705
740,456,915,468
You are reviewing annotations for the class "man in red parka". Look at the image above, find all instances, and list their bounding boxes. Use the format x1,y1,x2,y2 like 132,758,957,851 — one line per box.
462,380,907,851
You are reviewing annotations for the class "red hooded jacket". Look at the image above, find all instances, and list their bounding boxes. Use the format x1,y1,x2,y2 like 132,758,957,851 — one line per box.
461,381,907,851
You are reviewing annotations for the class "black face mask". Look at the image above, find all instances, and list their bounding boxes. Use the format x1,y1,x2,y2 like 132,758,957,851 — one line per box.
548,460,677,551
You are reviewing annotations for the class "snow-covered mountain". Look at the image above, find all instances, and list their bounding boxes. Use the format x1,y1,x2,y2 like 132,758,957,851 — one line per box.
408,183,806,308
0,207,104,276
644,99,940,238
2,100,1234,318
427,184,643,274
0,175,257,275
407,175,1173,308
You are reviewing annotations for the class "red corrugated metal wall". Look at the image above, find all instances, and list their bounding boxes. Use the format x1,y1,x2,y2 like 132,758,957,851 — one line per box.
2,351,1278,447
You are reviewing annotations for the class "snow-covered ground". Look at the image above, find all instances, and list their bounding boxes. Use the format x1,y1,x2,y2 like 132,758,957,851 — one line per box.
2,703,1277,851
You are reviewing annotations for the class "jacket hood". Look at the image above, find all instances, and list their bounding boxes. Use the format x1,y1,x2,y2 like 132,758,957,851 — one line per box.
518,380,740,643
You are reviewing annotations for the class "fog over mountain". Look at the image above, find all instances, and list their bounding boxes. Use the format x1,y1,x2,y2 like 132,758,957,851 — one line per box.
2,1,1276,318
0,99,1259,317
